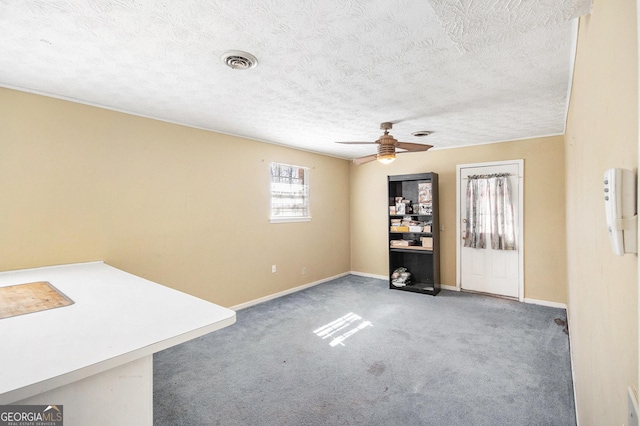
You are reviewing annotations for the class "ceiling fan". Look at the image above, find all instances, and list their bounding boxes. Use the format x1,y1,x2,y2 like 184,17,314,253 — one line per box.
337,122,433,165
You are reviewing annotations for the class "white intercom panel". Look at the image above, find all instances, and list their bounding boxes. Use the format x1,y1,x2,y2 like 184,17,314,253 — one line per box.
604,168,637,255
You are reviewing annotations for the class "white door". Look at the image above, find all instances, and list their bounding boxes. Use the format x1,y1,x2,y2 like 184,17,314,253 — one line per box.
457,161,523,299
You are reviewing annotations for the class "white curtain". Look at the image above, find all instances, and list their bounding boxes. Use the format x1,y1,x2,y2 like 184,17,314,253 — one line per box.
463,174,516,250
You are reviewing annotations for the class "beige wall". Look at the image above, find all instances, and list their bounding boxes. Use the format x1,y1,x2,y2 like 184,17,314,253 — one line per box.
350,135,567,304
0,88,351,307
565,1,639,424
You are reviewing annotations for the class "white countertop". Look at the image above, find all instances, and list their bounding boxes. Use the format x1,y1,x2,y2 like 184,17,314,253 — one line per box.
0,261,236,404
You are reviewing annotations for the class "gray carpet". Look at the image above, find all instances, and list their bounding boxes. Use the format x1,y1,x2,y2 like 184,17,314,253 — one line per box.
154,275,575,425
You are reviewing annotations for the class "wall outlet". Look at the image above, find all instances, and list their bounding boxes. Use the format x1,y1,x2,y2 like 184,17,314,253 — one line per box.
440,224,444,232
302,267,307,276
271,265,276,273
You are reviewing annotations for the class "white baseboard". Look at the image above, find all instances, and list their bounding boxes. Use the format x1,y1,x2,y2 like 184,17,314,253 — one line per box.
349,271,387,280
231,272,566,313
566,307,578,425
229,272,350,311
351,272,458,294
524,298,567,310
351,272,458,292
454,286,566,308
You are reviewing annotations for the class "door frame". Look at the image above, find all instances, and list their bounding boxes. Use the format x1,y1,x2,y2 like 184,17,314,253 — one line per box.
456,159,525,302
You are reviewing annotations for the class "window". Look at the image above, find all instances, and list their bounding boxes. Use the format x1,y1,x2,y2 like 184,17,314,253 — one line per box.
270,162,310,223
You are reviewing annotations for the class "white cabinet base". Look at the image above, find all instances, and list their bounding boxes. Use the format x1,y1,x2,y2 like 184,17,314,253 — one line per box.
15,355,152,426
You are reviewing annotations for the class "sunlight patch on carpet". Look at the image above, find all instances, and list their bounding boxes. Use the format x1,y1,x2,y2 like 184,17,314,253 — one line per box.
313,312,372,347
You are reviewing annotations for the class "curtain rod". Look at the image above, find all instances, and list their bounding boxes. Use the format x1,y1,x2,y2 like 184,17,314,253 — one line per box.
466,173,513,179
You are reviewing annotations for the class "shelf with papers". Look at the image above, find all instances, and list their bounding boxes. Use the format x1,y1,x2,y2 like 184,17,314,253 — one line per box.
388,173,440,296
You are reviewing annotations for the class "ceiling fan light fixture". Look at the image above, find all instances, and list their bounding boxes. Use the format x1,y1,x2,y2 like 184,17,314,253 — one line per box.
377,153,396,164
377,136,396,164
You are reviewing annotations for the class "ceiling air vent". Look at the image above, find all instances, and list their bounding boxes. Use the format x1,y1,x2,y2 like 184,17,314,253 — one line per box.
220,50,258,70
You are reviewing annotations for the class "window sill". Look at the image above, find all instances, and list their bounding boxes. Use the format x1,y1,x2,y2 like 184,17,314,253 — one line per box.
270,217,311,223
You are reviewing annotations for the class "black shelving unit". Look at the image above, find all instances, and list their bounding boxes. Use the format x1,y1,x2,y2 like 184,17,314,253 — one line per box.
388,172,440,296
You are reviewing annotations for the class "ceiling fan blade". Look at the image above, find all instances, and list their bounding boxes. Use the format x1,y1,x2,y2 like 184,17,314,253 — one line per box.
336,141,377,144
395,148,433,158
352,154,378,165
395,142,433,152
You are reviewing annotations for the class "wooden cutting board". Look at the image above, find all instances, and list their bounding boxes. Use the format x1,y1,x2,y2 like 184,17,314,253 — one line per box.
0,281,74,319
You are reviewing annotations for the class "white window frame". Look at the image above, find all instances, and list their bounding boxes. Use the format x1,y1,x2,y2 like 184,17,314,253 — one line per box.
269,162,311,223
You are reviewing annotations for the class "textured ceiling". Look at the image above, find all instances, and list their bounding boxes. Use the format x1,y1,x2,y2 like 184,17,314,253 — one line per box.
0,0,592,160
